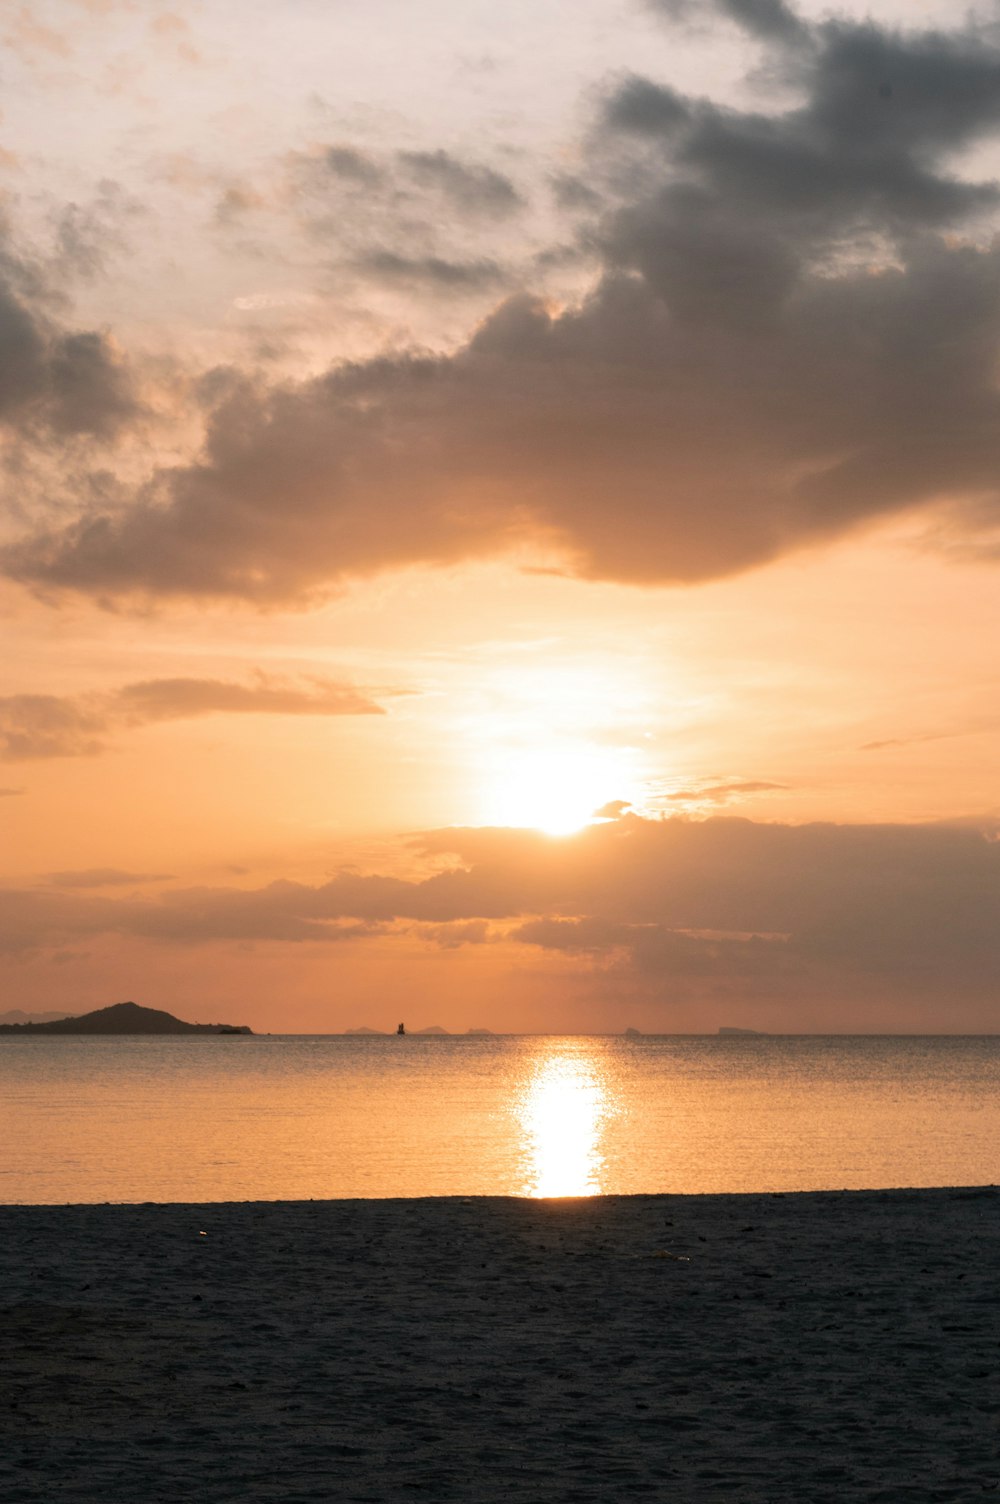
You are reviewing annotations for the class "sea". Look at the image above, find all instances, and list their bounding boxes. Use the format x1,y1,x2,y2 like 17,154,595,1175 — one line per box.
1,1033,997,1204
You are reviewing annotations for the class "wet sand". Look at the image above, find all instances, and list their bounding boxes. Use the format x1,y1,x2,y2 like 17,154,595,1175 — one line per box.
1,1189,997,1502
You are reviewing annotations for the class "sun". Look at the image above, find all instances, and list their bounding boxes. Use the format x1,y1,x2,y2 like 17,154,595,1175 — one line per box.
482,744,636,835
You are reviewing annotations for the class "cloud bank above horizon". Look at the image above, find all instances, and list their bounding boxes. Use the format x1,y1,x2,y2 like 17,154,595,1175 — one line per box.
4,811,1000,1029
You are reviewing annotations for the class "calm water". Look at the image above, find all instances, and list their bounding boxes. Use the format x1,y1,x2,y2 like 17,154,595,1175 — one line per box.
1,1034,997,1203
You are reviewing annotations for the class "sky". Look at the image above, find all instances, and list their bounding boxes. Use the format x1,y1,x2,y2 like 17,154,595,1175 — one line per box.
2,0,1000,1033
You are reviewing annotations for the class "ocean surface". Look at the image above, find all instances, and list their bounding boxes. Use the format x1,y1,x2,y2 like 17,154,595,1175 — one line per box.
1,1033,997,1203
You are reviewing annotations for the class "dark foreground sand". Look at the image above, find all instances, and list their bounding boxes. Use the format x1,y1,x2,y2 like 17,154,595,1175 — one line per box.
1,1189,998,1503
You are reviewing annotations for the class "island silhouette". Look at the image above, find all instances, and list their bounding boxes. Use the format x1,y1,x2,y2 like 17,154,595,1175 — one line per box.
0,1001,252,1035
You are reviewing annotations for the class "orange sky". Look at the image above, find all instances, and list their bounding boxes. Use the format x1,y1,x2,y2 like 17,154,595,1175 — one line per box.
2,0,1000,1032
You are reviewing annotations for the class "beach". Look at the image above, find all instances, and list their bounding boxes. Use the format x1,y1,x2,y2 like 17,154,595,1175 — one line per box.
1,1189,997,1502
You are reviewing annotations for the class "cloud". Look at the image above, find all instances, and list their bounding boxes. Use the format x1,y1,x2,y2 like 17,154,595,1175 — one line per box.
594,799,632,819
110,675,385,722
214,184,267,226
320,146,385,187
647,0,810,45
49,180,145,285
351,251,505,292
0,787,25,797
45,868,174,888
6,11,1000,602
0,673,385,760
0,221,138,441
418,919,492,949
663,780,788,805
0,695,107,761
5,814,1000,1016
395,150,524,217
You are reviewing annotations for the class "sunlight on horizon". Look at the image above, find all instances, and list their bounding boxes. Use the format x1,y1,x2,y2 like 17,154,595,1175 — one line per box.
517,1049,614,1196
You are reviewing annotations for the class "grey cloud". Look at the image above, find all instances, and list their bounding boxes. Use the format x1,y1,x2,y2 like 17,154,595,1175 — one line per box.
4,814,1000,1016
47,331,136,438
549,174,604,212
396,150,523,217
511,915,784,979
7,12,1000,601
647,0,811,45
286,142,523,308
605,77,690,137
0,240,137,440
296,143,522,217
353,251,505,291
321,146,385,186
0,674,384,760
50,181,144,285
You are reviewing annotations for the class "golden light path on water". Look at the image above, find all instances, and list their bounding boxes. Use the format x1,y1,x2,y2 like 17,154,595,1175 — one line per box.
517,1046,616,1197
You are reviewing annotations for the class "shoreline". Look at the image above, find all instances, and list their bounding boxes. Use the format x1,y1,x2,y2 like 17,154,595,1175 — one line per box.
2,1187,998,1501
1,1180,998,1207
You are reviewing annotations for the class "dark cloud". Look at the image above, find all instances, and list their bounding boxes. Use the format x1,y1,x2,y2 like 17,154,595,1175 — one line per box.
50,180,145,284
0,787,25,797
321,146,385,186
352,251,505,291
549,174,604,212
0,674,384,760
293,143,523,219
4,814,1000,1019
396,150,524,217
0,222,137,441
283,141,524,316
604,77,690,137
6,12,1000,601
648,0,810,45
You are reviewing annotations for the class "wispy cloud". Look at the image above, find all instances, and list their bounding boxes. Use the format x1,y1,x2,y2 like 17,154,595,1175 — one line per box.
45,867,174,888
0,673,386,760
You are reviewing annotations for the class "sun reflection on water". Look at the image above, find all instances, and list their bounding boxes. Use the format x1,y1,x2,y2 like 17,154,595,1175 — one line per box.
518,1050,612,1197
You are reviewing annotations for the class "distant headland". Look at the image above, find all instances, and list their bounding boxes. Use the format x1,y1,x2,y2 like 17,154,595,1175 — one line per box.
0,1001,253,1035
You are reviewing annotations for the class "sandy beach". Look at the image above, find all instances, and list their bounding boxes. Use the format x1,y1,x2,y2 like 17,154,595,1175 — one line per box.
1,1189,997,1502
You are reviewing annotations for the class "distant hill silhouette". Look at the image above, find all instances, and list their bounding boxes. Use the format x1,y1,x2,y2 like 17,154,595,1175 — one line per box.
0,1001,252,1035
0,1009,80,1026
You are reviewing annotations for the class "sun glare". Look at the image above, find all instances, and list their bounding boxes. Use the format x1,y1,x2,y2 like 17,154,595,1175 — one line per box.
483,745,635,834
518,1051,612,1197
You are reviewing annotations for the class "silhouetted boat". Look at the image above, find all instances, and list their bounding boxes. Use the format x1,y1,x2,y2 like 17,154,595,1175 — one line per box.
397,1022,406,1036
